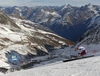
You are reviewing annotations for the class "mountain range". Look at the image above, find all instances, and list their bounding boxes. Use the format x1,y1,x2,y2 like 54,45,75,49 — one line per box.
0,3,100,70
0,3,100,42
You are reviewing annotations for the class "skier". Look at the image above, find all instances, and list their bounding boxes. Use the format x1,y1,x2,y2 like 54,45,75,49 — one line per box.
75,45,87,56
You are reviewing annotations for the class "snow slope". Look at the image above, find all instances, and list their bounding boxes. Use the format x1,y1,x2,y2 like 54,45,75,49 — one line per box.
2,53,100,76
1,45,100,76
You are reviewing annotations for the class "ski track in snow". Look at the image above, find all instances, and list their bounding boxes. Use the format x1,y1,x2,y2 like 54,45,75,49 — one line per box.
1,55,100,76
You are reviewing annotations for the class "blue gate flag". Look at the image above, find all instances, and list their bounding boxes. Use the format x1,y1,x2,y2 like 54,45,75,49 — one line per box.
11,50,20,71
11,55,18,61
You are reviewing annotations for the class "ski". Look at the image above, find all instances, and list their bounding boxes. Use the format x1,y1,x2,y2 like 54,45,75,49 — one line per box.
63,55,94,62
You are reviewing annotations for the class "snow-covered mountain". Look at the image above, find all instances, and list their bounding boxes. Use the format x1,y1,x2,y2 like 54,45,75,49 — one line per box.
1,4,100,42
49,4,100,42
77,16,100,44
0,11,73,68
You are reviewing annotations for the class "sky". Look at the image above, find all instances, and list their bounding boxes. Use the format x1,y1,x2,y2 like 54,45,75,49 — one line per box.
0,0,100,7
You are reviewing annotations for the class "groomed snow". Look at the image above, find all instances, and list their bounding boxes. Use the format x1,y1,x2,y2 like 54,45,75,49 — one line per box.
1,44,100,76
2,54,100,76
